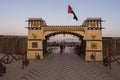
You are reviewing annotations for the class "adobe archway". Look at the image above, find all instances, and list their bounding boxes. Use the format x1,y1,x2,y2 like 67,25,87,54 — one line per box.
26,18,103,61
43,31,86,56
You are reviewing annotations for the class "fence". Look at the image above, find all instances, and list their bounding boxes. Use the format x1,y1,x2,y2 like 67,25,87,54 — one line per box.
0,35,120,55
103,37,120,55
0,35,27,54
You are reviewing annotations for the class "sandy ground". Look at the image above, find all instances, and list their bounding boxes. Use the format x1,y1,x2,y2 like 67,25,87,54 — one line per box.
0,54,40,80
95,61,120,80
0,53,120,80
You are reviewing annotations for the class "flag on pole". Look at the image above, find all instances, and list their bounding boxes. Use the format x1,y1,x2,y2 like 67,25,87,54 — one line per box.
68,5,73,13
68,5,78,21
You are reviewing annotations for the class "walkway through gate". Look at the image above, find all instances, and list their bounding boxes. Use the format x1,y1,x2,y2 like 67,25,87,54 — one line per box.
26,18,103,61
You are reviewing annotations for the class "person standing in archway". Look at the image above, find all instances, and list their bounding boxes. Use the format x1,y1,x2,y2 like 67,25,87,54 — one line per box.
60,44,63,54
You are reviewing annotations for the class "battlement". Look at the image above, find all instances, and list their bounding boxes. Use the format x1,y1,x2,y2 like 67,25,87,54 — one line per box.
82,18,103,29
26,18,46,27
28,18,44,21
86,18,102,21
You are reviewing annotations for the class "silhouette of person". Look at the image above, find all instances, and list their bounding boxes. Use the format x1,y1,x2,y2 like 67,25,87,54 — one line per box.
60,44,63,54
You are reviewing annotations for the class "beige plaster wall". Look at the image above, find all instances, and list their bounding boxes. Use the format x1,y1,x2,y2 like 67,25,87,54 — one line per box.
28,29,44,39
27,51,43,59
27,28,44,59
85,52,103,61
86,41,102,50
85,29,102,40
85,29,103,61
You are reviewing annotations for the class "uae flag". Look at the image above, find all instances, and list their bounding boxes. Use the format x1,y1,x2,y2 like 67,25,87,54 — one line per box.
68,5,78,21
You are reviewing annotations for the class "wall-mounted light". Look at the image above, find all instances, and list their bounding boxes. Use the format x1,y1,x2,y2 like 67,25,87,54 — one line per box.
32,33,37,39
91,35,96,40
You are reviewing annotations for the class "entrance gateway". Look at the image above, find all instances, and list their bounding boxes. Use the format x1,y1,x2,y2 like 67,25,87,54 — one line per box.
26,18,103,61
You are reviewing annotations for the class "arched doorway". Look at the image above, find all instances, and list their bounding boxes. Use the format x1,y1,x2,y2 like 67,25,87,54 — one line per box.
43,32,86,58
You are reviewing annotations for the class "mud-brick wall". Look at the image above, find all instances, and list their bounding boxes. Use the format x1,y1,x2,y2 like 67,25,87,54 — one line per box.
0,36,27,54
103,37,120,55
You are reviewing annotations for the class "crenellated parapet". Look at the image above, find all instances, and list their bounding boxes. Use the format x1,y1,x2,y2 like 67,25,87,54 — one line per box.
82,18,104,30
44,25,85,32
26,18,46,27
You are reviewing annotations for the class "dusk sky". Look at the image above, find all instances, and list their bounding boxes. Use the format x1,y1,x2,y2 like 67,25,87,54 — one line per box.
0,0,120,38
